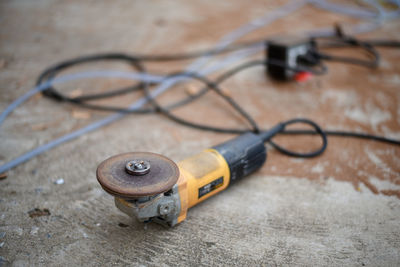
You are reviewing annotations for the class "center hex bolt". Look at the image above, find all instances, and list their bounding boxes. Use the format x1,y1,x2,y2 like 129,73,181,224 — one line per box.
125,160,151,176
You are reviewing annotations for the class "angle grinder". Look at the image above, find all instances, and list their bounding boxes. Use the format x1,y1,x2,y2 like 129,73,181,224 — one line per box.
96,132,267,227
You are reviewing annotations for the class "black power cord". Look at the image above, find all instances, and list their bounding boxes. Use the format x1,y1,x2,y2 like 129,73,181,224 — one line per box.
281,129,400,146
36,35,400,160
37,55,330,157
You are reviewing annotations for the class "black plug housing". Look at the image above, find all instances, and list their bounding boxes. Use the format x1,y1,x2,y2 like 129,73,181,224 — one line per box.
266,36,317,81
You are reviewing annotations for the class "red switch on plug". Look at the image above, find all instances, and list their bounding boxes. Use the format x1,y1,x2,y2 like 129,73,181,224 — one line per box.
294,71,312,82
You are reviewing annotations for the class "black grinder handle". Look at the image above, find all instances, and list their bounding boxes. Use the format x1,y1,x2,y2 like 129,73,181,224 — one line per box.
213,132,267,185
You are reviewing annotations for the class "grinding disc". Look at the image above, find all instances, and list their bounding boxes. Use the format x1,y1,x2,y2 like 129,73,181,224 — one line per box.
96,152,179,199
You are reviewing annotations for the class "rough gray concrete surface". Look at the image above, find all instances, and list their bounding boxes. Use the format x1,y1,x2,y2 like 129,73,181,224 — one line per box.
1,0,400,266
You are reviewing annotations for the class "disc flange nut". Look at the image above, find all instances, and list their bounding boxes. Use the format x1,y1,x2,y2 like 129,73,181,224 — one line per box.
125,160,151,176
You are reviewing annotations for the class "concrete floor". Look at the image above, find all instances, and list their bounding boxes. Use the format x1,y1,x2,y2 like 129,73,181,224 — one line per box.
1,0,400,266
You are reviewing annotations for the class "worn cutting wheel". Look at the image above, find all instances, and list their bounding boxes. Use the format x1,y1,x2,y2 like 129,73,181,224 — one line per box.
96,152,179,199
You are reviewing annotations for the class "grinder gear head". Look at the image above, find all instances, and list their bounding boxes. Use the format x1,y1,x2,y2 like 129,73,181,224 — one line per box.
97,152,179,199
